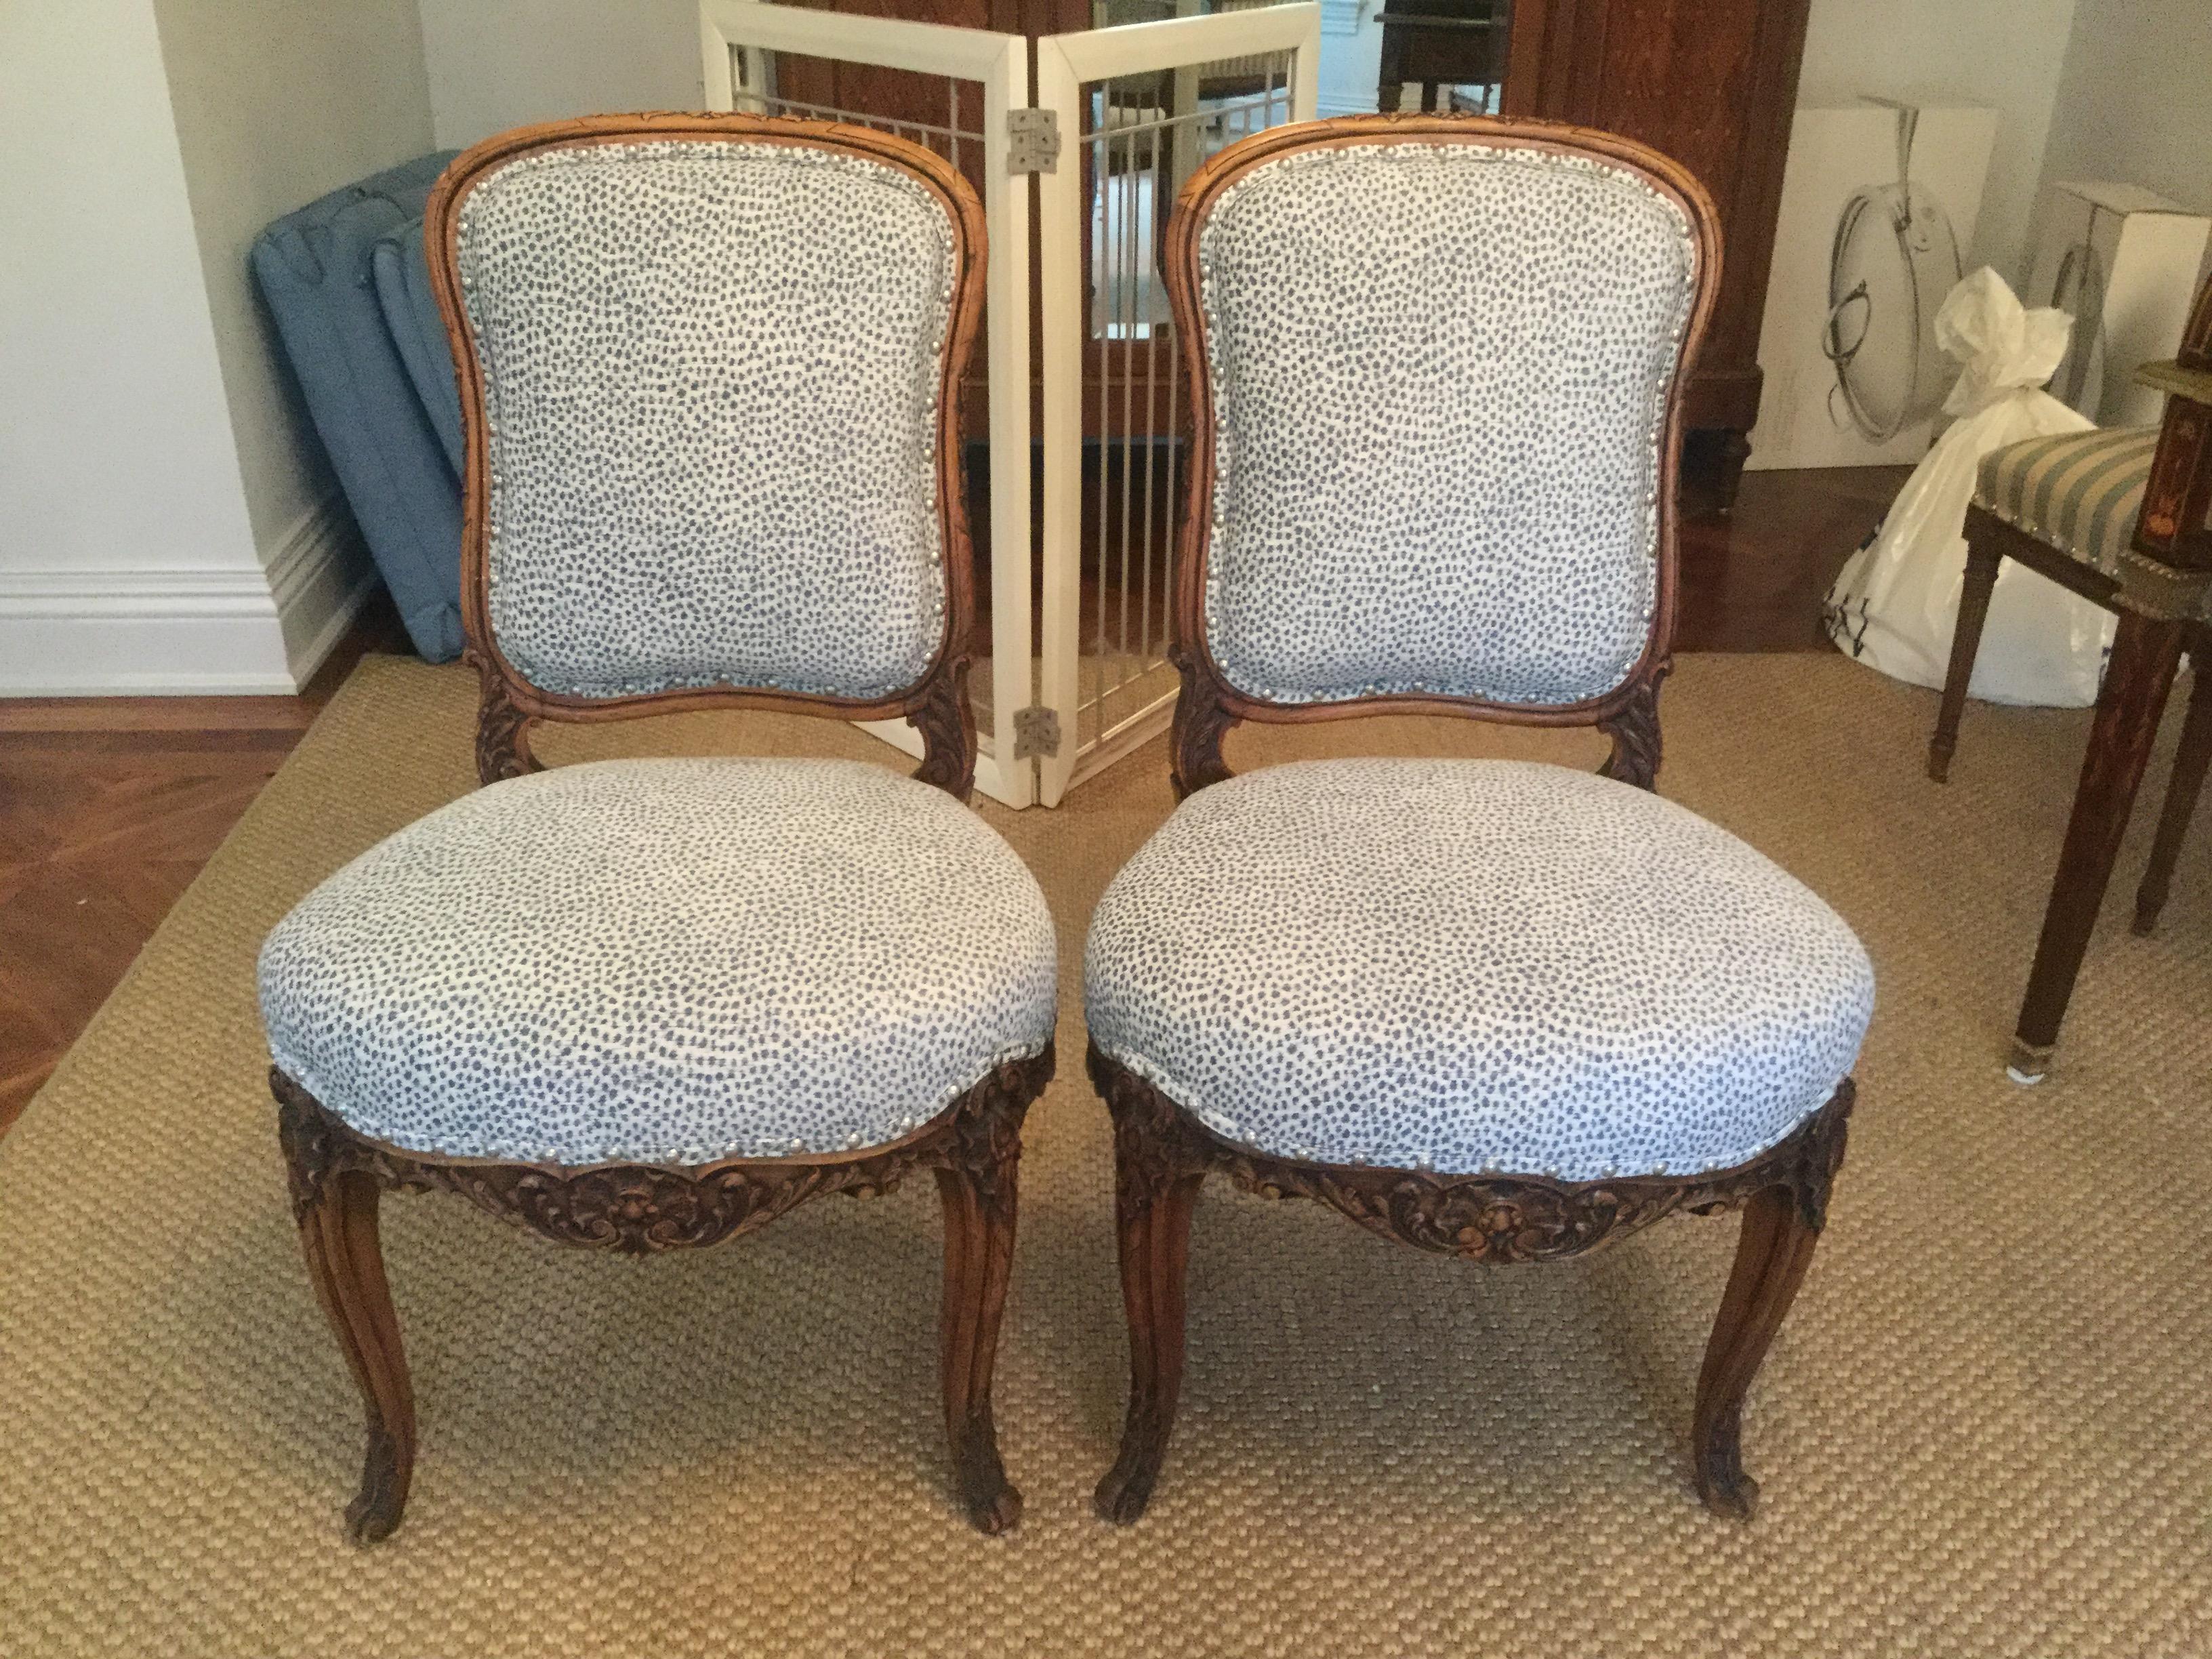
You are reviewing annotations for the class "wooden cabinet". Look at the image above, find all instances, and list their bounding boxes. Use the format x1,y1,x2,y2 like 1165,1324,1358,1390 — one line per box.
1502,0,1814,507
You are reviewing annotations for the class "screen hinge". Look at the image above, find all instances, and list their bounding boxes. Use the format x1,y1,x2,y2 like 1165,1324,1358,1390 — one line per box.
1007,108,1061,175
1012,703,1062,759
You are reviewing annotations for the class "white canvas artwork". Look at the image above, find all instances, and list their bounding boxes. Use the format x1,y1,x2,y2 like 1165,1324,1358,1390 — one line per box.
1747,101,1999,471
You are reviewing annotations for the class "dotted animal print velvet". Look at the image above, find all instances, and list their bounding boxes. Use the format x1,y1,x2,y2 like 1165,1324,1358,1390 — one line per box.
262,760,1057,1166
1084,760,1872,1181
453,141,958,701
1193,142,1698,707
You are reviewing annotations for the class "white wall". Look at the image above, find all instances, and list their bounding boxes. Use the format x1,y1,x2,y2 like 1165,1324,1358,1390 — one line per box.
417,0,705,150
0,0,436,695
1319,0,2076,276
152,0,434,550
413,0,2088,283
0,0,277,691
151,0,437,674
1316,0,1382,119
1797,0,2078,284
0,1,253,579
2034,0,2212,230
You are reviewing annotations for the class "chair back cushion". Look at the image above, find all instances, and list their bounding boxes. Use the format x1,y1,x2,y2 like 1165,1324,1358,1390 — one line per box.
1189,138,1700,707
449,137,959,701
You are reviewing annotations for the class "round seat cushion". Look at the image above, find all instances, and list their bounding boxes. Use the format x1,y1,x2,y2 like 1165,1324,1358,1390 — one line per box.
1083,759,1872,1181
260,758,1057,1166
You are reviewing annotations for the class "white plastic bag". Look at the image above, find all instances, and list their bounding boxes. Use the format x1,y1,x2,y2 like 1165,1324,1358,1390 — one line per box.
1824,267,2114,706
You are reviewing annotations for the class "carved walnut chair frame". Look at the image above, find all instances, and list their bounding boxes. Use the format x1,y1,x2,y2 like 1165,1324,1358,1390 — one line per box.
1090,114,1857,1525
272,114,1052,1543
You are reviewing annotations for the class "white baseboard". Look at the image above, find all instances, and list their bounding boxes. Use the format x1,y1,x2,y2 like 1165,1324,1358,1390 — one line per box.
0,499,375,697
266,500,377,686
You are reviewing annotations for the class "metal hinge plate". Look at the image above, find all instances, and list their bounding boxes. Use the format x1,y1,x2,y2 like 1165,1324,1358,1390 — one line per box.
1012,703,1062,759
1007,108,1061,175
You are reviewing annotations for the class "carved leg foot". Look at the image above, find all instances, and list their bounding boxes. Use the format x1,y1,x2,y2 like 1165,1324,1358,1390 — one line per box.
2007,1035,2055,1086
1691,1186,1822,1521
295,1168,416,1544
348,1426,410,1545
935,1161,1021,1535
1094,1169,1202,1525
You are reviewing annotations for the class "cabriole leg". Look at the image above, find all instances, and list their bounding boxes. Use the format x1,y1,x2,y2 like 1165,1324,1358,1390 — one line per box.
1691,1185,1822,1519
295,1168,416,1544
1094,1163,1203,1525
936,1158,1021,1534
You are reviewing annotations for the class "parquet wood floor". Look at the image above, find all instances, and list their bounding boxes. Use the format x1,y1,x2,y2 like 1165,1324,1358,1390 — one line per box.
0,598,406,1132
0,466,1907,1139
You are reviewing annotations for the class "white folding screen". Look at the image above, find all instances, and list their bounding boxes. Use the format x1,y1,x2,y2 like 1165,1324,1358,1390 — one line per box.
699,1,1320,807
1035,6,1320,804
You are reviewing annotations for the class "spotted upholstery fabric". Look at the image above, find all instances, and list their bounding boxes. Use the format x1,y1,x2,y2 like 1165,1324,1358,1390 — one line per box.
1192,142,1700,708
260,760,1056,1167
1084,760,1872,1181
1973,427,2158,579
453,141,956,701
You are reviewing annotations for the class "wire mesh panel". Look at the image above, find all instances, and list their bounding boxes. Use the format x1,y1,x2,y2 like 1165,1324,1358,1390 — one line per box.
1038,5,1321,803
727,59,983,171
1079,54,1296,765
722,58,1012,739
700,2,1035,806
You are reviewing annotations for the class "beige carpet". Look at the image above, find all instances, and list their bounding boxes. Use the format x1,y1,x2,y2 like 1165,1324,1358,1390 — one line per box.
3,653,2209,1657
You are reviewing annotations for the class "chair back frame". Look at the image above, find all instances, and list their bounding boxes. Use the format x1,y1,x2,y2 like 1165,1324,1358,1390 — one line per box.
424,113,991,797
1160,113,1724,797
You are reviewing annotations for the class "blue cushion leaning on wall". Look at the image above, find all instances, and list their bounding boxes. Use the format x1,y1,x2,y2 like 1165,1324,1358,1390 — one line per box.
370,215,465,476
251,152,465,661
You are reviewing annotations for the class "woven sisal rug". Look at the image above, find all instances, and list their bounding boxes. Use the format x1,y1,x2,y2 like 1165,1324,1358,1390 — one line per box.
1,653,2207,1656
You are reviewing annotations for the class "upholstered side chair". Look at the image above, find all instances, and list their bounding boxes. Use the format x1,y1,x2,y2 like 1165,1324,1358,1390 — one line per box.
257,115,1057,1541
1082,115,1875,1523
1926,271,2212,1081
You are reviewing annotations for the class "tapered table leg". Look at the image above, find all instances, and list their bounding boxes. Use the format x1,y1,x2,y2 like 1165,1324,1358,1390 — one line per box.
1929,539,2003,783
2010,610,2185,1082
2133,645,2212,935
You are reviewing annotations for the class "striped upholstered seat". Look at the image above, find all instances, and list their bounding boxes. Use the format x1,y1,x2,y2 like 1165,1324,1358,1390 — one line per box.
1972,428,2159,579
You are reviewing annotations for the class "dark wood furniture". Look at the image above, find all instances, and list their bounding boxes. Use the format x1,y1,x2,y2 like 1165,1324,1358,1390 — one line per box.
1500,0,1814,511
1092,115,1857,1525
276,114,1052,1544
1930,276,2212,1082
1376,0,1511,114
1092,1057,1852,1522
